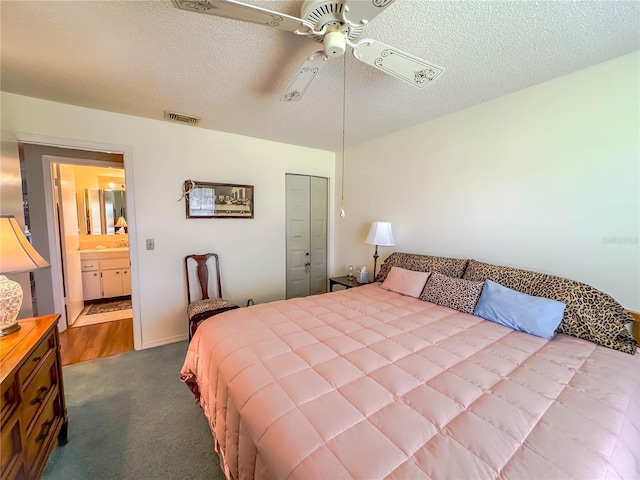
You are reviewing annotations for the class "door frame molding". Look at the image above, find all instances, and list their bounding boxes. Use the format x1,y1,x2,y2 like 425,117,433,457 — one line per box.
15,132,142,350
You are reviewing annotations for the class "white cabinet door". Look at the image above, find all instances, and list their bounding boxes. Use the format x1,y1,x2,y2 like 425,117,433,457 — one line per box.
102,269,124,298
122,269,132,296
82,271,102,300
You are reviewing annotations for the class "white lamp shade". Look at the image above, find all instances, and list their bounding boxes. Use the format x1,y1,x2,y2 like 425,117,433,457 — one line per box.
0,215,49,274
0,215,50,336
365,221,395,246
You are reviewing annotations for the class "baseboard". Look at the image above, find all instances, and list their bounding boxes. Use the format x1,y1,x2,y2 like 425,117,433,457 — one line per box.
140,333,188,350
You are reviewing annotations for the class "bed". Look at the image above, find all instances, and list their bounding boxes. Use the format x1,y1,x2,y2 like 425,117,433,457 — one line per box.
181,254,639,479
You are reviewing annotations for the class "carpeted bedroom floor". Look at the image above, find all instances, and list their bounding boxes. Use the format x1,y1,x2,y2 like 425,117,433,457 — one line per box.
42,341,225,480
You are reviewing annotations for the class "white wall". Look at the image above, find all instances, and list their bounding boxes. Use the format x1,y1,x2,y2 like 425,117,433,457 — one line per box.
1,94,335,348
0,128,33,317
335,51,639,311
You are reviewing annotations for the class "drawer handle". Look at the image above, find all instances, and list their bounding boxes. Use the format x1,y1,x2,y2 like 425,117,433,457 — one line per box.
32,355,42,363
30,386,49,405
35,419,54,443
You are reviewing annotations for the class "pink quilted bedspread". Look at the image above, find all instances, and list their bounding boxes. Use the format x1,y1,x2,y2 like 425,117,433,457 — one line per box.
181,284,640,480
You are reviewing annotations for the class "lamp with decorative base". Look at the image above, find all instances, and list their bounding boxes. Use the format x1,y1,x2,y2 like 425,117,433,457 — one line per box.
365,221,395,280
0,215,50,336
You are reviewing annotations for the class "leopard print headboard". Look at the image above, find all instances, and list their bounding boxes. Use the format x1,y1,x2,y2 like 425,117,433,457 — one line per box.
375,252,468,282
463,259,636,354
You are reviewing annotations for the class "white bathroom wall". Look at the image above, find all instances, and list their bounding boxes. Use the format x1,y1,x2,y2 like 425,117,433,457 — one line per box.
335,51,639,311
2,93,335,348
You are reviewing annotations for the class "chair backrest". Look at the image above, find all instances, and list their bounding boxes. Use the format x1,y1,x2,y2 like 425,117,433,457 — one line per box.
185,253,223,304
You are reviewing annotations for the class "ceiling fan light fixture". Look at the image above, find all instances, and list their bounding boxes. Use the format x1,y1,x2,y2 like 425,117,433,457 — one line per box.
324,30,346,57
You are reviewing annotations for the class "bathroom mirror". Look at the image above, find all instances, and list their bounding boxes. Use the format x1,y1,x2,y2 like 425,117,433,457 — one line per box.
80,189,127,235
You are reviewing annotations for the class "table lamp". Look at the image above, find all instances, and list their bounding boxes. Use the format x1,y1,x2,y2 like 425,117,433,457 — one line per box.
365,221,395,280
115,215,127,234
0,215,50,336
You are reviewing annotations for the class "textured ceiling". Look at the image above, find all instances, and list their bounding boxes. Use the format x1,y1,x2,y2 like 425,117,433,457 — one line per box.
1,1,638,152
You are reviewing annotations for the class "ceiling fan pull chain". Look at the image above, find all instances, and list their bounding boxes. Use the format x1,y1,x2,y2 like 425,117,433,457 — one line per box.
340,53,347,219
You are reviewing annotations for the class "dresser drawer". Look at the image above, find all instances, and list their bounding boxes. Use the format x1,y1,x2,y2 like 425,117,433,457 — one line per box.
24,388,61,471
17,331,55,389
0,415,23,477
0,376,19,425
21,350,57,434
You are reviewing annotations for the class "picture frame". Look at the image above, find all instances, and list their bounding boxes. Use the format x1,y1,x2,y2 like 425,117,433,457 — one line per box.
185,180,254,219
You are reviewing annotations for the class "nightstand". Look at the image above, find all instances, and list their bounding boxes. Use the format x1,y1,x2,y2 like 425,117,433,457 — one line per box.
329,276,362,291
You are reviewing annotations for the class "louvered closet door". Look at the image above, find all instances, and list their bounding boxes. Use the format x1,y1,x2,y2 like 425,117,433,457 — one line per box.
285,174,328,299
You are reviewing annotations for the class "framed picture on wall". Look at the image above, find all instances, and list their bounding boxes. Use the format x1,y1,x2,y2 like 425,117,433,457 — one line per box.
185,180,254,219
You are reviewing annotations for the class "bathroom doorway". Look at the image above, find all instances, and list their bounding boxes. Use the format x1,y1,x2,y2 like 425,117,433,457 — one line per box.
52,162,132,328
20,143,138,358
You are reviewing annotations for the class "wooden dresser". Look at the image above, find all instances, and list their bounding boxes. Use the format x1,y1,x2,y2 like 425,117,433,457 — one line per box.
0,315,68,480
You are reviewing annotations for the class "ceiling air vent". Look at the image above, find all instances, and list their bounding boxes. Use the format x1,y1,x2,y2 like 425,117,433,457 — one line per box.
164,111,200,125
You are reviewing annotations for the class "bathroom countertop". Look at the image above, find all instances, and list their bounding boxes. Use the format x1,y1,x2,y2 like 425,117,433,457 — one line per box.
79,247,129,254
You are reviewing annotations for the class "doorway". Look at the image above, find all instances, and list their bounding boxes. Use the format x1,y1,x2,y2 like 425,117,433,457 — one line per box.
20,142,138,356
285,174,328,299
52,162,132,329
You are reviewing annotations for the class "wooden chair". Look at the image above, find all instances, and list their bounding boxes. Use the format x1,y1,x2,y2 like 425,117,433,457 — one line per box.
185,253,239,341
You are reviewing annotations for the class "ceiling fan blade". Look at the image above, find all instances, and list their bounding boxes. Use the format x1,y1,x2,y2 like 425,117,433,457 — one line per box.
353,39,443,88
171,0,312,33
279,52,328,102
344,0,397,25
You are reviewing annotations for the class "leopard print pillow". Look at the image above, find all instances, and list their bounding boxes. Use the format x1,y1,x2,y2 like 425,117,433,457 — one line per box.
463,259,636,354
376,252,468,282
420,272,484,315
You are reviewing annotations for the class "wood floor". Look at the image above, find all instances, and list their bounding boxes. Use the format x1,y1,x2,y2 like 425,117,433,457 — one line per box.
59,318,134,366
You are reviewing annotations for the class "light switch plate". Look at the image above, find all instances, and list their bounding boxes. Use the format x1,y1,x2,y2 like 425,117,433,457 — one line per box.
146,239,155,250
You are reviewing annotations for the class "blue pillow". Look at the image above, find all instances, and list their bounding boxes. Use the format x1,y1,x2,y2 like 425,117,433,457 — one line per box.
473,280,566,339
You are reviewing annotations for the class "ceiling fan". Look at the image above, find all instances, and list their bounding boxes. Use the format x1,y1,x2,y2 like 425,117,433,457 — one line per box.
171,0,444,101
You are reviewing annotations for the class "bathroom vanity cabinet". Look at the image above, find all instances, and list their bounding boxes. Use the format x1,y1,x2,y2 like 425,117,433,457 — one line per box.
80,250,131,300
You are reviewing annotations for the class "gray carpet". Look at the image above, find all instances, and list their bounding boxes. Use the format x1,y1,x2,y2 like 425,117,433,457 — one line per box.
42,341,225,480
